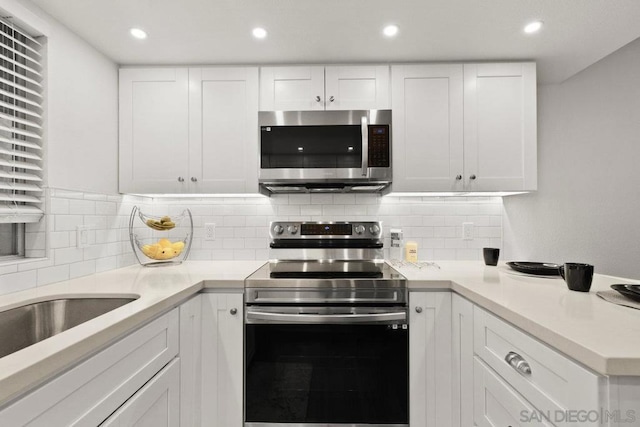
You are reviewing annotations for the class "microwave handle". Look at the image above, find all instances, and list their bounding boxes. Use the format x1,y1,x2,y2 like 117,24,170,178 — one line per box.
361,116,369,177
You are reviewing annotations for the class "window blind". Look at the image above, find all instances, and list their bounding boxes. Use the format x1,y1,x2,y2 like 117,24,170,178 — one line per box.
0,17,43,224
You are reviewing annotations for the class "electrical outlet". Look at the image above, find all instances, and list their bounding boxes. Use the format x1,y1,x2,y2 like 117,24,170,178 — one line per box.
462,222,474,240
204,223,216,241
76,225,90,248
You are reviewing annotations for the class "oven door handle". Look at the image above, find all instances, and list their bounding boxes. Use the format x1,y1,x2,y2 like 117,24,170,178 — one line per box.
245,309,406,324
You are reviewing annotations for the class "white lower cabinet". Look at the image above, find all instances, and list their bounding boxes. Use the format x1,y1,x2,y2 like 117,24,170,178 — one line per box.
101,358,180,427
474,356,553,427
200,292,244,427
409,291,452,427
473,305,605,427
452,293,474,427
179,295,203,427
0,308,179,426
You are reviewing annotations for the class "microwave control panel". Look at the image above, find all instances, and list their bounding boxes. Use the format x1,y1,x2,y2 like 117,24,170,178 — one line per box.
368,125,390,167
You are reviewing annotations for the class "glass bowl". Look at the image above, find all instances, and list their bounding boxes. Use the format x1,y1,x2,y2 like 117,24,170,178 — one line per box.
129,206,193,266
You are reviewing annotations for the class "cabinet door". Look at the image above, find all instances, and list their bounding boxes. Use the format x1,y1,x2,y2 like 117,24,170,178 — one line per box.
259,66,325,110
409,291,452,427
464,63,537,191
119,68,189,193
324,65,390,110
474,357,553,427
200,293,243,427
452,293,474,427
101,359,180,427
179,295,202,427
189,67,259,193
391,65,464,191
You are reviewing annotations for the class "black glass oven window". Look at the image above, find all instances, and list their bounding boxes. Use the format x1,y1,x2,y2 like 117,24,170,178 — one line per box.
260,125,362,168
245,324,408,424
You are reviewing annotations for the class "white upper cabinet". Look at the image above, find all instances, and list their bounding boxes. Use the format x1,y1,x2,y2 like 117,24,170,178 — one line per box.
119,67,259,194
391,64,464,191
259,65,390,111
391,62,537,192
119,68,190,194
463,63,537,191
189,67,259,193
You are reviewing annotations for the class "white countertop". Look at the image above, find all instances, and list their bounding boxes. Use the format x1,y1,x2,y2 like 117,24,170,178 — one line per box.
0,260,264,407
1,259,640,408
392,260,640,377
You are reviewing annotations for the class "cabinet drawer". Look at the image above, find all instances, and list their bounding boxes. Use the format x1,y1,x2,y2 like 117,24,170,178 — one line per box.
474,307,603,425
0,308,179,426
474,356,553,427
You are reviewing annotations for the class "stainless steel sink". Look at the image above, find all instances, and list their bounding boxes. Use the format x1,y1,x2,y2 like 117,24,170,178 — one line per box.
0,297,137,358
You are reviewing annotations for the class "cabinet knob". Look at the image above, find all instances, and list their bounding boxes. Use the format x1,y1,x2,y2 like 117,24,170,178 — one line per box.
455,175,462,180
315,96,321,102
329,96,335,102
415,306,423,313
191,177,198,182
505,351,532,375
230,308,238,315
177,176,185,182
470,174,477,180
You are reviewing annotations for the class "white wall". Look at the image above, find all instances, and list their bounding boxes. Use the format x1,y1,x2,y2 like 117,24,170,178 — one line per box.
0,0,119,195
504,37,640,278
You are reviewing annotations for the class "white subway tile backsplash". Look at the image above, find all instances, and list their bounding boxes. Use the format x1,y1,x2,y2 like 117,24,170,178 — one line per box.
37,265,70,286
55,215,84,231
0,189,504,296
70,260,96,279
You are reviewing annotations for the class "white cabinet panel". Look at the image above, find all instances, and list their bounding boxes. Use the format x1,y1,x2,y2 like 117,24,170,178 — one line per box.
473,305,603,426
119,67,259,194
0,309,179,426
474,356,553,427
200,293,244,427
391,62,536,192
464,63,537,191
452,293,474,427
179,295,202,427
101,358,180,427
189,67,259,193
260,65,390,111
325,65,390,110
409,291,452,427
119,68,189,194
259,66,325,110
391,64,464,191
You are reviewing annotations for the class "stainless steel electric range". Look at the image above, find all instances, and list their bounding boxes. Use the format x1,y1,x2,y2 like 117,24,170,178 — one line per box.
244,221,408,427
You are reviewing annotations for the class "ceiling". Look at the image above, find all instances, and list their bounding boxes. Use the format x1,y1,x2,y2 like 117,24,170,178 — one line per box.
29,0,640,83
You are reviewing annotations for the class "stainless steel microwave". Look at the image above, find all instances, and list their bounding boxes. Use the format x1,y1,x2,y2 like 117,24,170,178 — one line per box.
258,109,392,194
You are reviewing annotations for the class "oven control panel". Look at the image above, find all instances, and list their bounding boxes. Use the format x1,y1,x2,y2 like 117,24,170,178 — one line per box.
270,221,382,239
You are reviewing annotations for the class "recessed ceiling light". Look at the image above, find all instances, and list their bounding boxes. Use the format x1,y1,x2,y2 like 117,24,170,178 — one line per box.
252,27,267,39
383,24,399,38
129,28,147,39
523,21,543,34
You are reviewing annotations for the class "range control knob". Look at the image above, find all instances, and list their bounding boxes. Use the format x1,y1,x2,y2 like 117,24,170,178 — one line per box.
287,225,299,235
355,225,366,234
273,225,284,235
369,224,380,235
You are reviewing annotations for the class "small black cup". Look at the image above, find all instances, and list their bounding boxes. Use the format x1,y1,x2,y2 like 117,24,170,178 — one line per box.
483,248,500,266
559,263,594,292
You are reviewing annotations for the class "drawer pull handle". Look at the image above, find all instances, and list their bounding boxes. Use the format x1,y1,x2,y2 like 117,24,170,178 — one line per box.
505,351,532,375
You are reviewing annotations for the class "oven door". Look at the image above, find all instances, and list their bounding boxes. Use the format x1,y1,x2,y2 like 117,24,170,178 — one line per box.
244,306,409,427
